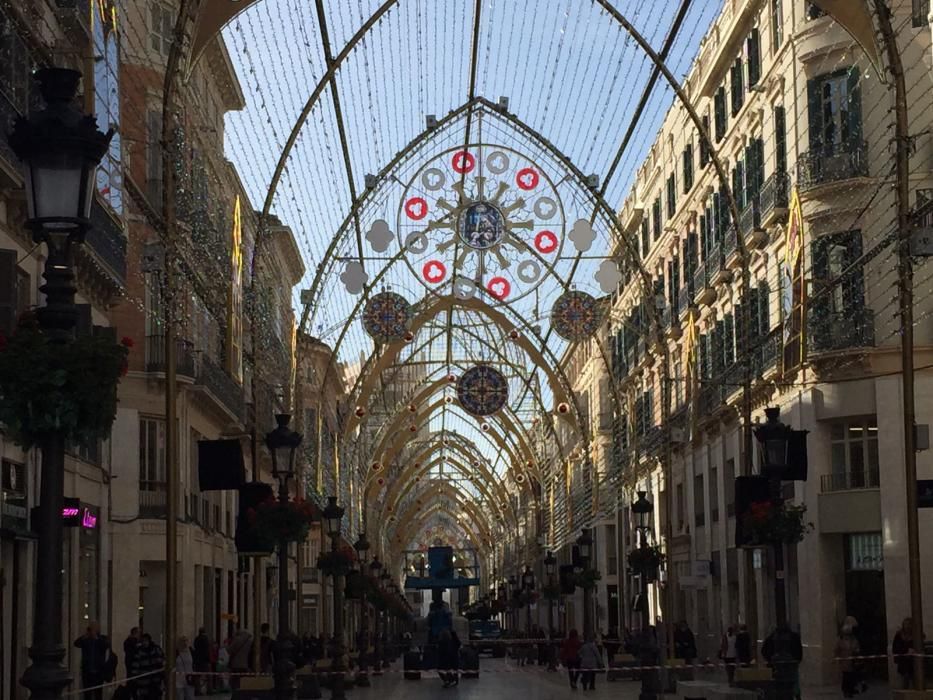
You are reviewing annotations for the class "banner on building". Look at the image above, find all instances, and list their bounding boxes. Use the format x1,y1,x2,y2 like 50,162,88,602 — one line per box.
782,187,806,372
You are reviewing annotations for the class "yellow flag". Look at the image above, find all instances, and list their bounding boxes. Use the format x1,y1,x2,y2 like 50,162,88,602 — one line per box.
785,186,803,269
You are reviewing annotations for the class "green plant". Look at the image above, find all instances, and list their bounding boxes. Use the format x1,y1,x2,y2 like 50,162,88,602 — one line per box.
0,324,130,448
540,582,562,601
627,545,666,573
742,500,812,545
573,568,602,590
247,498,316,547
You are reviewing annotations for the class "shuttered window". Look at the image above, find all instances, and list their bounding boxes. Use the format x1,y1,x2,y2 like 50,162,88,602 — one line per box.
714,87,728,141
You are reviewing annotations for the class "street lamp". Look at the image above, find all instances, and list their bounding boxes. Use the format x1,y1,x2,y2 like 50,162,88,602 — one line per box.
544,551,557,670
522,566,535,634
508,574,520,632
575,529,594,639
352,533,371,686
630,492,657,700
322,497,346,700
265,415,302,700
379,570,392,667
10,67,112,700
368,557,384,675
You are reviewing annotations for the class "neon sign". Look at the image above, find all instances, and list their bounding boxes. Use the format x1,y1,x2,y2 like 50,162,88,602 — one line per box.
61,499,98,529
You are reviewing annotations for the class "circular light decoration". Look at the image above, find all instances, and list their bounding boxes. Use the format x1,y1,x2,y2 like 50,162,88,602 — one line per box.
516,474,526,484
550,290,604,342
557,402,570,414
362,291,413,343
355,406,366,417
456,365,509,417
371,462,382,472
396,144,566,304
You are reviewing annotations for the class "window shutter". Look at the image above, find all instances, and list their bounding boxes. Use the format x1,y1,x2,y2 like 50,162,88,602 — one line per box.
843,230,865,310
672,256,680,300
700,116,711,165
641,219,650,257
0,250,18,336
759,281,771,333
748,286,762,342
714,87,727,141
806,78,824,151
774,107,787,175
733,161,745,211
731,59,744,116
683,145,694,193
747,28,761,86
713,321,725,375
755,138,766,195
725,313,736,365
846,67,863,145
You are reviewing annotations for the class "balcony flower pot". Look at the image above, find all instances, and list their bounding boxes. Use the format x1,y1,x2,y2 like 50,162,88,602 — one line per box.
247,498,315,547
0,319,131,448
741,501,812,546
572,568,602,590
317,547,356,577
627,545,666,582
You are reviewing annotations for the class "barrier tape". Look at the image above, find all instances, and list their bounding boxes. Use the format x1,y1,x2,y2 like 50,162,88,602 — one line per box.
64,669,165,697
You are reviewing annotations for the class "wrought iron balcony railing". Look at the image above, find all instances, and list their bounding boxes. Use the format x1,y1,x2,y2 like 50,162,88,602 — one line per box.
820,469,880,493
693,262,708,298
139,484,167,518
738,199,762,237
724,223,739,257
797,139,869,191
760,171,789,221
677,285,692,317
197,355,246,423
808,306,875,353
145,334,197,377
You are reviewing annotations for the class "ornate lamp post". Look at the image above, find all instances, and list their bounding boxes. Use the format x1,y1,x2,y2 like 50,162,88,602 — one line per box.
9,67,112,700
322,497,346,700
521,566,536,634
631,491,658,700
379,570,392,666
266,415,303,700
352,533,371,686
575,529,594,639
544,551,557,670
508,574,520,632
368,557,384,675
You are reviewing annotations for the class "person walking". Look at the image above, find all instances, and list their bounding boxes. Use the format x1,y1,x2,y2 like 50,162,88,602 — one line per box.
835,619,861,697
129,634,165,700
259,623,273,673
436,628,461,688
124,627,141,681
73,621,113,700
578,634,604,691
762,622,803,700
560,628,582,690
893,617,919,690
175,636,196,700
226,627,253,689
192,628,211,695
720,626,738,684
735,623,753,666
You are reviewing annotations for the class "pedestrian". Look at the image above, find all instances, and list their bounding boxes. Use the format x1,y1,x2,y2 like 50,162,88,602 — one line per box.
259,623,273,673
893,617,920,690
129,633,165,700
603,627,620,662
720,625,738,685
560,628,582,689
674,620,698,666
192,628,211,695
836,618,861,697
437,628,461,688
175,636,196,700
762,622,803,700
124,627,141,679
226,627,253,689
216,642,230,692
735,623,753,666
578,633,604,691
73,621,113,700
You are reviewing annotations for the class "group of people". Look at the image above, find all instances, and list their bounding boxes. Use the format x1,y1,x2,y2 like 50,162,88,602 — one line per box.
559,629,605,690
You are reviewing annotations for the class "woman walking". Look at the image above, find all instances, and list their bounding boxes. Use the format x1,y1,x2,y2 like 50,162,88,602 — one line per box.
578,634,604,691
720,626,738,685
560,629,582,689
835,619,861,697
175,636,196,700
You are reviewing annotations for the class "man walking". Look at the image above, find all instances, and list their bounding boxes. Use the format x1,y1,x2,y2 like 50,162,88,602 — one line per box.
192,627,212,694
226,627,253,689
74,621,113,700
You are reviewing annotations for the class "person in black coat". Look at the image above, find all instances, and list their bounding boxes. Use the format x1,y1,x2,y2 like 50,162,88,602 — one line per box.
436,629,461,688
124,627,141,677
74,621,113,700
735,624,754,665
129,634,165,700
192,628,211,695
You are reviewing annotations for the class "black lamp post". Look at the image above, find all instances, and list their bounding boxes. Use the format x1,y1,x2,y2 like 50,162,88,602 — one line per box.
368,557,384,674
323,497,346,700
9,67,112,700
631,491,658,700
508,574,520,632
353,533,371,686
266,414,303,700
575,528,594,639
544,551,557,670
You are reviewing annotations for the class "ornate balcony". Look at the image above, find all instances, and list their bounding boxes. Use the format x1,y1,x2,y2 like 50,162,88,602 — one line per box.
738,199,767,252
145,334,197,378
797,140,869,193
693,262,716,306
760,171,789,227
808,306,875,354
677,285,694,318
139,484,167,518
196,355,246,424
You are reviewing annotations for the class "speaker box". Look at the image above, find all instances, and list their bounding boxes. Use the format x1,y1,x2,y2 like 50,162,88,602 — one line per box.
235,482,275,555
734,475,771,548
198,439,246,491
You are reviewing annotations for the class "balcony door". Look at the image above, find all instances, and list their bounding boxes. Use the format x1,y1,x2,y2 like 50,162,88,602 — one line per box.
808,68,862,153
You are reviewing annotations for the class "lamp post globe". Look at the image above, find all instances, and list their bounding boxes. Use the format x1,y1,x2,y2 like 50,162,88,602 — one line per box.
632,491,654,537
754,407,792,479
266,414,302,480
324,496,344,537
354,532,371,567
10,67,112,700
544,551,557,578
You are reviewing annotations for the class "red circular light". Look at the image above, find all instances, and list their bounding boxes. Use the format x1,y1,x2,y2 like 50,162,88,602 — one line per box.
516,167,539,190
422,260,447,284
355,406,366,417
451,150,475,174
557,402,569,414
534,230,558,254
405,197,428,220
487,276,511,300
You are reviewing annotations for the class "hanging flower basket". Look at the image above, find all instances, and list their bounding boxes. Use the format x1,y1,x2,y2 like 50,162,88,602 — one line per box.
573,568,602,590
741,501,812,546
627,545,666,574
0,322,131,448
540,582,562,601
246,498,315,546
317,547,356,577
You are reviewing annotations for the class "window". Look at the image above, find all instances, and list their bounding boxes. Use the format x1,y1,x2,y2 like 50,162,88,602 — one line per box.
914,0,931,27
652,198,662,240
812,230,865,316
0,8,34,115
744,138,765,204
732,160,746,211
68,439,101,466
694,473,705,527
771,0,783,52
747,29,761,87
139,417,167,489
730,59,744,116
714,87,728,142
700,116,711,166
683,144,694,193
807,68,862,152
722,313,735,366
92,2,123,215
830,418,879,487
149,2,174,56
774,106,787,175
724,457,736,516
666,174,677,218
709,466,720,523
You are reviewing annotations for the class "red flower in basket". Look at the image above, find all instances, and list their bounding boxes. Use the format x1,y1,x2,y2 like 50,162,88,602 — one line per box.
121,336,134,348
749,501,772,522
